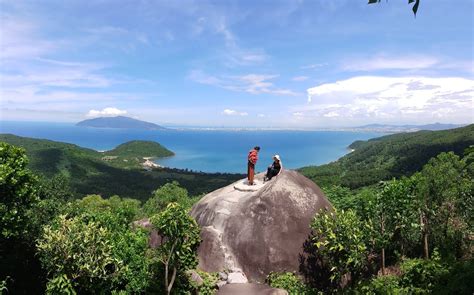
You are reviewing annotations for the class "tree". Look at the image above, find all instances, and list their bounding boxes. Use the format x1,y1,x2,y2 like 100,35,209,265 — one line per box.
304,209,374,292
144,181,194,215
0,143,38,239
37,215,121,293
416,152,471,259
37,195,152,294
150,203,200,295
26,175,74,238
0,143,43,293
368,0,420,16
375,177,420,273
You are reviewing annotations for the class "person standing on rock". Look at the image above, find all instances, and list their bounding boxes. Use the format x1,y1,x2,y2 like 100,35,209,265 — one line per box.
247,146,260,185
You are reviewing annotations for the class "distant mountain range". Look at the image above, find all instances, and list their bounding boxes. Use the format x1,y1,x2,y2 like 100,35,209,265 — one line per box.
351,123,466,132
76,116,167,130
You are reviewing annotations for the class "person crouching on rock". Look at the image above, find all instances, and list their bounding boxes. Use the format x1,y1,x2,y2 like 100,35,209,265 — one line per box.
247,146,260,185
264,154,282,182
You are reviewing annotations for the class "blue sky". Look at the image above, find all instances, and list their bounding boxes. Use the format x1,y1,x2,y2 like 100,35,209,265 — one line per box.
1,0,473,128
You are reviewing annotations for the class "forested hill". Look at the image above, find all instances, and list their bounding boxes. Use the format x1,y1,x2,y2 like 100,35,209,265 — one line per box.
299,124,474,188
0,134,241,200
104,140,174,158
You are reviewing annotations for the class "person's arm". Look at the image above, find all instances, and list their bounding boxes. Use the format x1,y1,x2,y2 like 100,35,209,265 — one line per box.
277,161,283,175
248,151,257,164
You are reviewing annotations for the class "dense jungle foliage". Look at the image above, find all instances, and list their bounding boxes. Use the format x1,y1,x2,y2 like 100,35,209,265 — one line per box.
1,126,473,294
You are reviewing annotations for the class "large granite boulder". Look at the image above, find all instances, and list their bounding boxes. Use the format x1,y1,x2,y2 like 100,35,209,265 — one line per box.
190,170,332,282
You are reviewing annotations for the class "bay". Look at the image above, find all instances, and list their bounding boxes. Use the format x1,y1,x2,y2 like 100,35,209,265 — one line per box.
0,121,383,173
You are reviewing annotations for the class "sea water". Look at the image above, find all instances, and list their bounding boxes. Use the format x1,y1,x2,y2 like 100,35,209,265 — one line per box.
0,121,382,173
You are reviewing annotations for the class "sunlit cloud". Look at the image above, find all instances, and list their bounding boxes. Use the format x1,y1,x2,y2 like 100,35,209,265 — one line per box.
222,109,248,116
300,63,328,70
189,70,300,96
342,56,439,71
86,107,127,118
301,76,474,123
292,76,309,81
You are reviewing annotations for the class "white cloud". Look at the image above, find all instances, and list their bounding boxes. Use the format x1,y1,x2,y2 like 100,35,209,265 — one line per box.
323,111,340,118
257,113,265,117
190,11,268,67
189,70,300,96
302,76,474,123
86,107,127,118
343,56,439,71
84,25,150,47
300,63,328,70
222,109,248,116
0,15,57,60
292,76,309,81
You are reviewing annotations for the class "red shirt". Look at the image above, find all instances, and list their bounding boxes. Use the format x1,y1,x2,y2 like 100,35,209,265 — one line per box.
248,149,258,165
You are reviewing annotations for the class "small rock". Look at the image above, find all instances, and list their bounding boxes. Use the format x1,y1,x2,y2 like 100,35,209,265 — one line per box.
217,280,227,289
227,272,248,284
219,271,228,281
186,270,204,286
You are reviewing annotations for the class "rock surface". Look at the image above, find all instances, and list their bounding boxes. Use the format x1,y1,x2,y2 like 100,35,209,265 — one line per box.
218,283,288,295
227,272,248,284
190,170,332,282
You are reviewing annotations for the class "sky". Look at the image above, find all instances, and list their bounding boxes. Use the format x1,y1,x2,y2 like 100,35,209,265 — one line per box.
0,0,473,128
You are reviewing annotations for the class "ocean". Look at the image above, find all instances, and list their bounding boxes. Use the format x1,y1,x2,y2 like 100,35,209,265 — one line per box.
0,121,383,173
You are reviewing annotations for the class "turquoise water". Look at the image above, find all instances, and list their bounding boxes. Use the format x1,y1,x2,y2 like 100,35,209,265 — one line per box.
0,121,382,173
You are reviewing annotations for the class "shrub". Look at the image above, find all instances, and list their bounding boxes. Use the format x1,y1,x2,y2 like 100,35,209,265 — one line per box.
190,271,219,295
303,209,374,291
267,272,315,294
433,259,474,295
45,274,76,295
400,254,449,293
357,275,410,295
37,215,121,293
37,207,151,294
144,181,193,215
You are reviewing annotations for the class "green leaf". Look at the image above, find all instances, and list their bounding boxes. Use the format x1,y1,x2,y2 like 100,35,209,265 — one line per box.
412,0,420,16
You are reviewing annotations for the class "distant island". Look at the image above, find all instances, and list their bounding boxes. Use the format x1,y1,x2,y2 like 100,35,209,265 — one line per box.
76,116,167,130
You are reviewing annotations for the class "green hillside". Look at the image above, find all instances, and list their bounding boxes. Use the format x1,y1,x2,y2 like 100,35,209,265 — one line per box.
102,140,174,168
104,140,174,158
299,124,474,188
0,134,241,200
